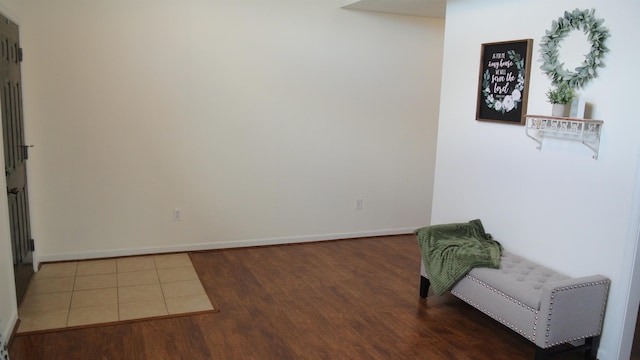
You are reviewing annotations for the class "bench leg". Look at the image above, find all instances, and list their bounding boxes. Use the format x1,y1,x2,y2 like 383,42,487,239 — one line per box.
420,276,430,298
534,346,552,360
584,336,600,360
534,336,600,360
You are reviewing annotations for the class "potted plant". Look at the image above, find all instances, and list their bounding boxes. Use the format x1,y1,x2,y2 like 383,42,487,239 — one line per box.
546,83,576,117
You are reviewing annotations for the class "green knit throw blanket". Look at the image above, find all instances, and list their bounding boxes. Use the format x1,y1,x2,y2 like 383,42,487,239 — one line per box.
416,219,502,295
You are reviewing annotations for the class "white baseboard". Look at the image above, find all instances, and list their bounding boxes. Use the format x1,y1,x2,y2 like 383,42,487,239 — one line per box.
2,310,18,347
36,228,416,263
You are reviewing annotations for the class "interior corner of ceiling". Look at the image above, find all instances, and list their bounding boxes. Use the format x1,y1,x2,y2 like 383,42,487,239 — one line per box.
341,0,364,9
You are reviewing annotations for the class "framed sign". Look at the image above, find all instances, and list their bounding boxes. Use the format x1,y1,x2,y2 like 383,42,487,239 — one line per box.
476,39,533,125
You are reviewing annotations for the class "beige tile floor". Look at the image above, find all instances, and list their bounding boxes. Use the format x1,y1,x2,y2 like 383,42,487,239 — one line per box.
17,253,216,334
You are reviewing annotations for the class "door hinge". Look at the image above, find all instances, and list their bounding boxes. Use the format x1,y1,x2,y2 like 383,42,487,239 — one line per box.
29,238,35,252
18,47,23,62
21,145,33,159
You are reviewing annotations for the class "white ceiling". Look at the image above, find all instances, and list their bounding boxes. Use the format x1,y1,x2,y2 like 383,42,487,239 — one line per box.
342,0,445,18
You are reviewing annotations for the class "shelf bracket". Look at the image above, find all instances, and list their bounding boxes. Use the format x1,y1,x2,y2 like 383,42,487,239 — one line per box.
525,115,603,160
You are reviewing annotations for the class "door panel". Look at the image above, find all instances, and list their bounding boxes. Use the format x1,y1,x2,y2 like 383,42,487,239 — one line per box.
0,14,33,305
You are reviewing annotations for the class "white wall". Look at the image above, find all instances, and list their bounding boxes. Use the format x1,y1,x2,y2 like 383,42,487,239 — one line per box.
432,0,640,358
0,0,24,345
19,1,444,260
0,149,17,358
0,200,15,360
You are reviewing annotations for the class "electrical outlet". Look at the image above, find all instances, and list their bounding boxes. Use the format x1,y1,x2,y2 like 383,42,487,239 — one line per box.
173,208,182,221
355,199,363,210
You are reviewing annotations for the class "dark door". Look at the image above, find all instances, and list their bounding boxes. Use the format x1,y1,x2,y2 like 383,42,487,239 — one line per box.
0,14,33,305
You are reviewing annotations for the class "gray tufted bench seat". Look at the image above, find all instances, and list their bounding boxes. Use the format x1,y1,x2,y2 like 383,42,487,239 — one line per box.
420,251,610,359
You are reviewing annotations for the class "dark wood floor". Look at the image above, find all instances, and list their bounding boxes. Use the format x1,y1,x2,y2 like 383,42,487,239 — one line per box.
10,235,584,359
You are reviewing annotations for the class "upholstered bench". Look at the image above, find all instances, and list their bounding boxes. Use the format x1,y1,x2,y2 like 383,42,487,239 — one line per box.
420,251,610,359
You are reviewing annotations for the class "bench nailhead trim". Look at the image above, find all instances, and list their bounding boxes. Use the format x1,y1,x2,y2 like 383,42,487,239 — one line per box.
542,280,610,348
451,274,538,341
450,275,610,348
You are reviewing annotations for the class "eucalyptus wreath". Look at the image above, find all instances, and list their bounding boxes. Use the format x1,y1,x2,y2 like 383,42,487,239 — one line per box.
539,8,610,88
481,50,526,114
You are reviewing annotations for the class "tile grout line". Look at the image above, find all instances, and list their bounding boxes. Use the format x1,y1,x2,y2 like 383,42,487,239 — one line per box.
155,255,170,316
116,259,121,322
65,262,79,328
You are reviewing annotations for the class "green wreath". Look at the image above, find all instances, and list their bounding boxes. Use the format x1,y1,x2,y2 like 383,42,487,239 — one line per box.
482,50,526,114
539,8,610,88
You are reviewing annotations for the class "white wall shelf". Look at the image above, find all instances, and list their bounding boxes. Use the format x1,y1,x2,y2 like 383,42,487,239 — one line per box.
341,0,445,18
525,115,603,159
